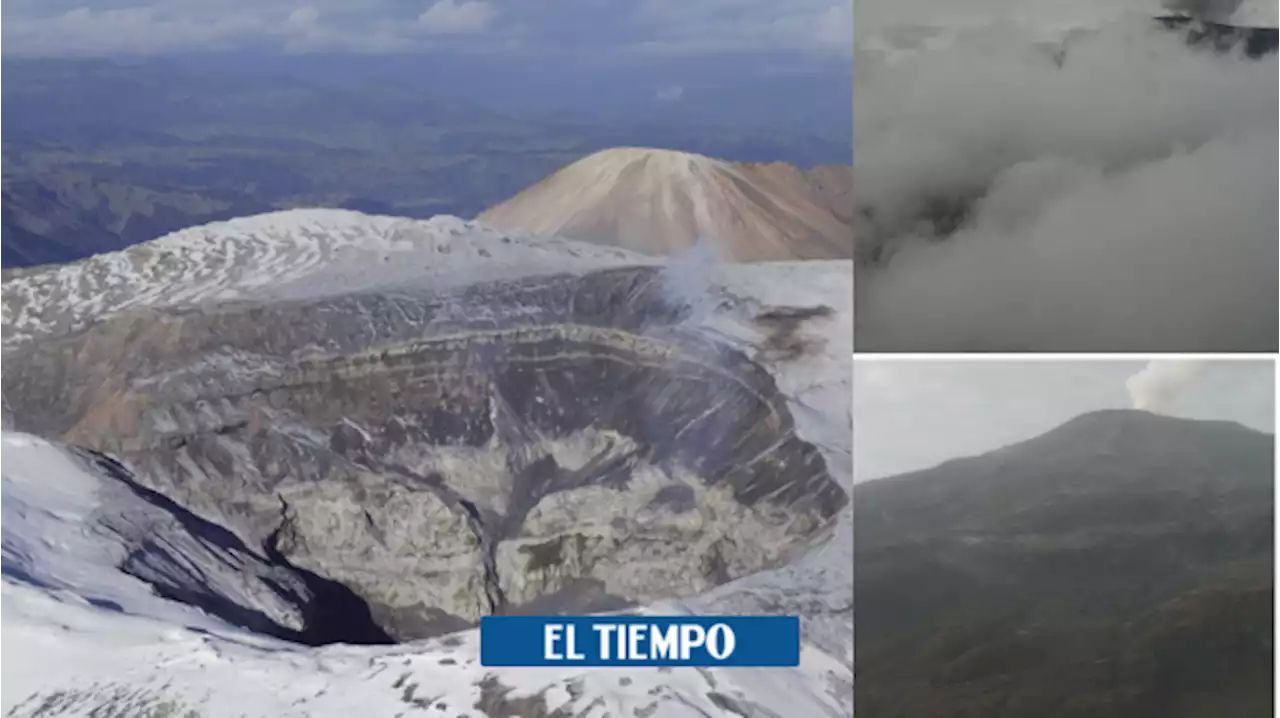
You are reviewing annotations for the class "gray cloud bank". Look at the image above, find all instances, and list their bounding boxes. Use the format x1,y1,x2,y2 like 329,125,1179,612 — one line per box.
853,17,1278,351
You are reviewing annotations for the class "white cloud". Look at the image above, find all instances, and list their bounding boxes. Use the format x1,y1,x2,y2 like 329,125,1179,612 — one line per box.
417,0,496,34
2,7,270,55
1,3,428,56
655,85,684,101
2,0,854,56
286,6,320,28
815,3,853,47
628,0,853,54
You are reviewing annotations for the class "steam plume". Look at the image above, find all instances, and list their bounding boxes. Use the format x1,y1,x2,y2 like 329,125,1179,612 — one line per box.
1125,360,1207,413
659,235,725,323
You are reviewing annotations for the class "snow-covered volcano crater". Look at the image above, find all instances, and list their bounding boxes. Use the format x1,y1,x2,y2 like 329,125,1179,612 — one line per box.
1,210,853,717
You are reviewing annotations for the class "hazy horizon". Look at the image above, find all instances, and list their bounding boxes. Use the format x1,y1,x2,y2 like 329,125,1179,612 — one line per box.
2,2,853,268
2,1,854,152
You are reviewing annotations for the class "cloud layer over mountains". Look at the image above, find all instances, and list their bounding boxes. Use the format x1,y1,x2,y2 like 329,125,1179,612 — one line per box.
854,16,1278,351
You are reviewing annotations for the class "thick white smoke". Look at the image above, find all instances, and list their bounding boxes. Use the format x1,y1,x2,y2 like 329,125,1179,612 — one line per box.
1125,359,1207,413
853,15,1278,351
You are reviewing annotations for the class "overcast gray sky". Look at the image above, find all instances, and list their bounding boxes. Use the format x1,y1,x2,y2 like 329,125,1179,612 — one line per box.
1,0,853,57
854,359,1276,481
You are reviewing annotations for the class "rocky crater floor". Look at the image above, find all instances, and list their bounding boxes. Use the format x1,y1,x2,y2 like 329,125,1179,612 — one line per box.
2,265,848,644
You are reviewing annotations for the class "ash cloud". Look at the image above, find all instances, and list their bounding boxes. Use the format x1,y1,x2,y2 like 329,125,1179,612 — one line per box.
853,17,1278,351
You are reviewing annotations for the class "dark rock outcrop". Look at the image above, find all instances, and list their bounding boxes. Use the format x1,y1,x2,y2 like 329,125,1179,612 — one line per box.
1155,15,1279,58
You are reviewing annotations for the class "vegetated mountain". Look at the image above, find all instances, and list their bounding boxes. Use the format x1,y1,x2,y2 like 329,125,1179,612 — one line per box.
1,57,851,268
479,148,854,261
1,209,854,716
854,409,1274,718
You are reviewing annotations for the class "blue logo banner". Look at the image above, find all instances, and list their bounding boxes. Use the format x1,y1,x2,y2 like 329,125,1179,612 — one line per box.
479,615,801,667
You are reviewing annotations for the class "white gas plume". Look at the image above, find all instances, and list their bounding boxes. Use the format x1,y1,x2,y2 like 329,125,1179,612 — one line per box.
659,235,725,322
1125,360,1207,413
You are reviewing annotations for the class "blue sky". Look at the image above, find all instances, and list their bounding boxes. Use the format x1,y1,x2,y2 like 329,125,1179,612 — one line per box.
2,0,853,57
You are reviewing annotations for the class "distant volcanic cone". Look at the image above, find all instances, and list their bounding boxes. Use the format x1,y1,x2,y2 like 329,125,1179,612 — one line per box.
478,147,853,262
